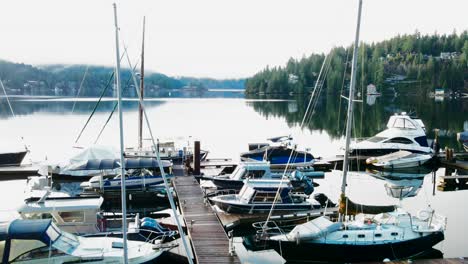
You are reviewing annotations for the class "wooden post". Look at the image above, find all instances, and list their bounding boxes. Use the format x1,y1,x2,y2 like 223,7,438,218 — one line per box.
194,141,201,175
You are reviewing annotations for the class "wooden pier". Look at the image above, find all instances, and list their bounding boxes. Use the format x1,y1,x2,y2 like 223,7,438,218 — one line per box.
172,163,241,264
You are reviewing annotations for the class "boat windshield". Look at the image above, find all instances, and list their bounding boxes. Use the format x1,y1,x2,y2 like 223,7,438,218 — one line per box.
52,231,79,255
239,186,255,203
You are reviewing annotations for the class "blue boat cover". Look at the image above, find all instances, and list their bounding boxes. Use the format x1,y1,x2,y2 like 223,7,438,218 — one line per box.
71,158,171,171
7,219,55,244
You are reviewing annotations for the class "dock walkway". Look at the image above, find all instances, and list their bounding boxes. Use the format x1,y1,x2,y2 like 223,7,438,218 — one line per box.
172,163,241,264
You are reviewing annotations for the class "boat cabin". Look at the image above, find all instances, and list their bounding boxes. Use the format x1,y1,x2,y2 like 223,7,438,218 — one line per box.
238,180,301,204
228,162,273,181
17,196,104,235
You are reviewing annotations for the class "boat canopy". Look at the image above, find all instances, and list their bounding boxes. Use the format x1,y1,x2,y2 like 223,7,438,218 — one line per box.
68,158,172,171
4,219,58,245
18,197,103,214
284,216,342,242
387,113,425,131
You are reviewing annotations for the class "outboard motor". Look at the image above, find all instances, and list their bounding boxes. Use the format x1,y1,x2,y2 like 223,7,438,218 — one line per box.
140,217,177,242
314,193,336,208
292,170,315,195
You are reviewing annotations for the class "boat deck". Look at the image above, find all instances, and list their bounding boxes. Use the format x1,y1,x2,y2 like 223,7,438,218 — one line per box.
172,163,241,264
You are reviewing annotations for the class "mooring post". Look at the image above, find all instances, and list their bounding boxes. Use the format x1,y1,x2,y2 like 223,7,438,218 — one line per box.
194,141,201,176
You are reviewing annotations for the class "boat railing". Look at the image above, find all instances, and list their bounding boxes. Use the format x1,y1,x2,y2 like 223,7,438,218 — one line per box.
252,220,285,239
203,188,237,198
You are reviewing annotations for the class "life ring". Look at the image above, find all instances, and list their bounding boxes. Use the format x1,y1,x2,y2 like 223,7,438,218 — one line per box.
417,209,432,221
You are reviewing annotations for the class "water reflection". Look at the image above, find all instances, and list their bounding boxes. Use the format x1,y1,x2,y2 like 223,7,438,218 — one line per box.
246,93,467,150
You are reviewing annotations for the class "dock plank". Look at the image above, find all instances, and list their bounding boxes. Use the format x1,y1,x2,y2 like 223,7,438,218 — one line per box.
172,164,241,264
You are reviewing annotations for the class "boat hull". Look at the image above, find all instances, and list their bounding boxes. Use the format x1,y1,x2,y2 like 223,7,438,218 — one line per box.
247,231,444,262
0,151,27,167
211,199,318,214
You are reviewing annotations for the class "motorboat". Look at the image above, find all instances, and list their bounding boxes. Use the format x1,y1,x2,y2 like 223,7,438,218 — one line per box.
18,191,178,242
200,161,323,194
240,136,315,168
0,219,167,263
209,179,322,214
350,113,433,156
40,145,121,180
78,158,174,191
366,150,433,169
250,209,445,262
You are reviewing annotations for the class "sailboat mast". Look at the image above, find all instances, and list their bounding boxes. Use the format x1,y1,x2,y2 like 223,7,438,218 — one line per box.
341,0,362,196
138,17,145,150
113,3,129,263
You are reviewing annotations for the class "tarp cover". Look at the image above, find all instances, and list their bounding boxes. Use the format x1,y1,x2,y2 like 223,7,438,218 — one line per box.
286,216,341,242
69,158,172,171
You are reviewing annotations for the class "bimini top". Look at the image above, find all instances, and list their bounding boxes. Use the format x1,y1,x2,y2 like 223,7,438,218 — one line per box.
69,158,172,171
2,219,57,245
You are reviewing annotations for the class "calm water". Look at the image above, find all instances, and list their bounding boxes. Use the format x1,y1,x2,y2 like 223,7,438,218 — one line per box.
0,90,467,262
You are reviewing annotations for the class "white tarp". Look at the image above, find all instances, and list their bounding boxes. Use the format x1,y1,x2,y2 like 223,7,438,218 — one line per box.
40,145,120,177
285,216,341,242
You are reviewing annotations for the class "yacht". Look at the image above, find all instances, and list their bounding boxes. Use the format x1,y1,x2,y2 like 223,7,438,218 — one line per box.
240,136,315,168
200,161,322,194
350,113,433,156
209,179,322,214
0,219,167,263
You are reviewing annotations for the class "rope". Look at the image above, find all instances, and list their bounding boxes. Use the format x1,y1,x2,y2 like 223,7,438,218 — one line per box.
0,78,16,118
94,59,139,144
261,54,332,236
71,65,89,114
74,49,128,144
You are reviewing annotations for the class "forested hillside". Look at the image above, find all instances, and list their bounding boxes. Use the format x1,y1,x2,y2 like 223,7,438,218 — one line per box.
245,31,468,94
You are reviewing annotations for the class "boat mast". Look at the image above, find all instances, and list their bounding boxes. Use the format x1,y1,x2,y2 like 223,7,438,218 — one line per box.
340,0,362,197
138,17,145,150
113,3,129,263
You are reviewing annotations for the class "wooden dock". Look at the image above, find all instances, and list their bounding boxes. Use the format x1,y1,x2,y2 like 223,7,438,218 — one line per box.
172,163,241,264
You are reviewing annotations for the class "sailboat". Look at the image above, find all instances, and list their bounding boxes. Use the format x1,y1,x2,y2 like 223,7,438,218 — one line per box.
247,1,446,262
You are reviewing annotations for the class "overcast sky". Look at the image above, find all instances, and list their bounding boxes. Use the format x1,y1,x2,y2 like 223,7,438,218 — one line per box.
1,0,467,78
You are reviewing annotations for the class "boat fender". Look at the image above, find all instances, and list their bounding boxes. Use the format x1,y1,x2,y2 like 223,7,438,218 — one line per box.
417,209,432,221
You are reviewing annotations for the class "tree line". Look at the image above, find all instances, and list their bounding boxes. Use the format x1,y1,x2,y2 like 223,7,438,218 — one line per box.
0,61,245,97
245,31,468,94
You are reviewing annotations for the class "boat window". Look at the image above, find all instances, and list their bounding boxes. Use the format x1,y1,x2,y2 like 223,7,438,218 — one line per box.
375,233,382,237
392,118,405,128
342,234,348,238
8,239,47,262
404,119,416,129
46,224,62,242
58,211,85,223
414,136,429,147
22,212,53,220
366,136,387,143
13,246,65,262
357,234,365,238
252,192,279,203
245,170,266,179
239,187,256,203
391,232,398,236
384,137,414,144
52,232,79,254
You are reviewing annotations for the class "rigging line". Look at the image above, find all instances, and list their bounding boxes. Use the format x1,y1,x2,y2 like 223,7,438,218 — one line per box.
299,54,329,128
74,50,128,144
94,58,140,144
71,65,89,114
262,54,332,235
305,56,331,127
0,78,16,118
